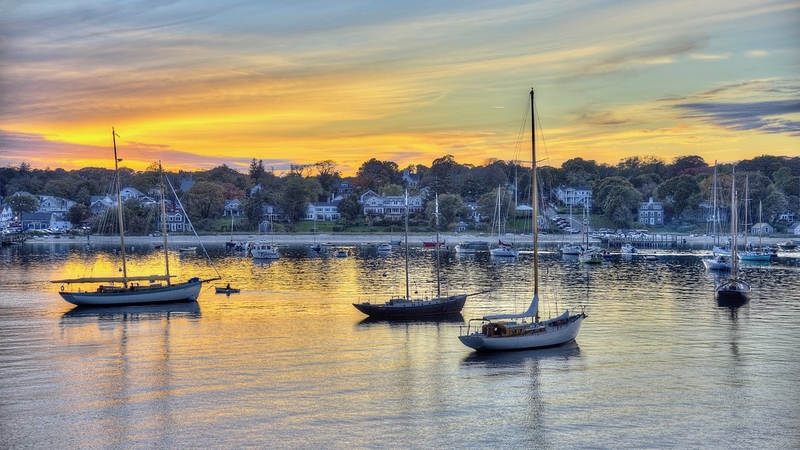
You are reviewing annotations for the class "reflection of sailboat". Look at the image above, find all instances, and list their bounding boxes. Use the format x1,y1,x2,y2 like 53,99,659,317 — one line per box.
52,128,219,306
716,166,750,304
62,301,201,320
353,193,473,319
460,89,587,351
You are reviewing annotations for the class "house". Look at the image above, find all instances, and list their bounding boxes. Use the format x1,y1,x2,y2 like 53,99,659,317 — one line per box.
306,201,340,222
1,204,15,227
638,197,664,226
224,199,243,217
262,204,285,223
463,201,482,223
159,211,193,233
20,212,55,230
360,191,423,220
37,196,76,214
90,195,116,214
336,180,355,199
455,221,468,232
788,222,800,235
555,186,593,208
119,187,144,202
401,170,420,188
750,222,773,236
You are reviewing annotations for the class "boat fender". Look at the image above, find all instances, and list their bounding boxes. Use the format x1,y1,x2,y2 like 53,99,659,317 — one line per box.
60,285,64,291
188,277,200,283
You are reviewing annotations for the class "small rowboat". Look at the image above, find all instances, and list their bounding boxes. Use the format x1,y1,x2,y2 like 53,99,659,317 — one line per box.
215,286,240,294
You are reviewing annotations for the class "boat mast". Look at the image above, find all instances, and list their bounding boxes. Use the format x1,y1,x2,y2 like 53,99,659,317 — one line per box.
404,190,410,300
435,193,441,298
159,161,171,284
113,128,129,287
730,166,738,276
712,161,718,246
531,89,539,297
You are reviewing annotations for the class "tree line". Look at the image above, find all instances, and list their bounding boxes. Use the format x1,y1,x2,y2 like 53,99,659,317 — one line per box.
2,154,799,233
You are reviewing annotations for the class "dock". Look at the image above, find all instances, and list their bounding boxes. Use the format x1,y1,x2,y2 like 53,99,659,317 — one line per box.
1,233,26,245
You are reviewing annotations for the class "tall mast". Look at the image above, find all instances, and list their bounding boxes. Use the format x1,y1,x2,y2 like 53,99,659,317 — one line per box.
712,161,718,246
113,128,129,287
404,190,410,300
435,193,441,297
531,89,539,297
730,166,738,275
160,161,171,284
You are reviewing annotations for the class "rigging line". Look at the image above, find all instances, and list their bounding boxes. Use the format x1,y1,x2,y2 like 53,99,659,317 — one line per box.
164,174,223,280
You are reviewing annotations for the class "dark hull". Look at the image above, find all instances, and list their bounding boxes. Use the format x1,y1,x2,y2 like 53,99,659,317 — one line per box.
352,294,467,319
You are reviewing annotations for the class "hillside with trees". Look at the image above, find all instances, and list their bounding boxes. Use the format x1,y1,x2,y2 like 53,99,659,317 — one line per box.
2,154,799,234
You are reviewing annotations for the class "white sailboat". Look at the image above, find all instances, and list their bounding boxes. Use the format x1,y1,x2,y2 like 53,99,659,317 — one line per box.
716,166,751,303
490,186,519,257
559,203,582,255
459,89,587,351
52,128,219,306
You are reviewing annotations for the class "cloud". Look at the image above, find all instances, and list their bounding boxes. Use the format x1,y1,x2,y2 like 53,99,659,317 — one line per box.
673,99,800,135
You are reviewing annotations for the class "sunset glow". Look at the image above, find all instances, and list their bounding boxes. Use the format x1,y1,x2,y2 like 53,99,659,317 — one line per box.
1,1,797,175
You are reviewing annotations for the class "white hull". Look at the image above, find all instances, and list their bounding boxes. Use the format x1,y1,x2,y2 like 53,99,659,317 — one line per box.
560,244,582,255
703,255,731,271
59,280,202,306
459,314,585,351
490,248,519,257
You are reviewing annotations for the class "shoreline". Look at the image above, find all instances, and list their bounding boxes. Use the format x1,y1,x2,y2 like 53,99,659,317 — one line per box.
19,232,797,247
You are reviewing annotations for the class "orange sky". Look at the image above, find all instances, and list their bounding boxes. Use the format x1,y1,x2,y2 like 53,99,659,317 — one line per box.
1,1,798,176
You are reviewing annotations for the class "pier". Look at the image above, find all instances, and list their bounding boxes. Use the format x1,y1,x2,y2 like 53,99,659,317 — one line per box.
1,233,26,245
603,234,680,249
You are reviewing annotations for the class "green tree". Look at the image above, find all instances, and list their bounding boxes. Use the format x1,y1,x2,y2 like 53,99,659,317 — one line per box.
278,176,322,223
7,192,39,217
425,194,465,229
655,174,702,221
337,193,362,222
595,177,642,228
65,204,92,226
183,181,225,223
242,190,266,228
354,158,399,192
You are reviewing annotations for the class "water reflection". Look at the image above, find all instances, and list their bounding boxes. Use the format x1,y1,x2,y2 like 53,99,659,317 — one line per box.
60,301,201,321
461,340,581,368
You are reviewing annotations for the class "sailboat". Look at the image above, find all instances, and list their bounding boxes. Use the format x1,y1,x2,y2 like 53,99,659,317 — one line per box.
703,161,731,272
459,88,587,351
738,181,771,262
352,193,472,319
560,203,583,255
251,220,280,259
52,128,219,306
716,166,751,303
490,186,519,257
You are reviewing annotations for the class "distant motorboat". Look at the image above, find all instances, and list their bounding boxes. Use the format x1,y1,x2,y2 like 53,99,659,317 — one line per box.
621,243,637,254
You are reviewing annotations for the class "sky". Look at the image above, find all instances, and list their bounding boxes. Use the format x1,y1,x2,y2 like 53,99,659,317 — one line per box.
1,0,798,176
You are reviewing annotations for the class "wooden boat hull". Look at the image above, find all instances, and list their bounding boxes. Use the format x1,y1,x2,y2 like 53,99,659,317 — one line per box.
459,314,585,351
352,294,467,319
58,279,202,306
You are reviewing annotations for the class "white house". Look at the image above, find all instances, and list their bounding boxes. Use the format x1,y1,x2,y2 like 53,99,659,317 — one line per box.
306,201,340,222
638,197,664,226
360,191,423,219
788,222,800,235
555,186,593,208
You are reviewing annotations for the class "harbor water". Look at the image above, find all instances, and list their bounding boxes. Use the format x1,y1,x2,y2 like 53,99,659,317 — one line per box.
1,241,799,449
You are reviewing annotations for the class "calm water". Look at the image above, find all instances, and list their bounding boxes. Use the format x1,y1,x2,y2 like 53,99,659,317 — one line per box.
1,241,799,449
